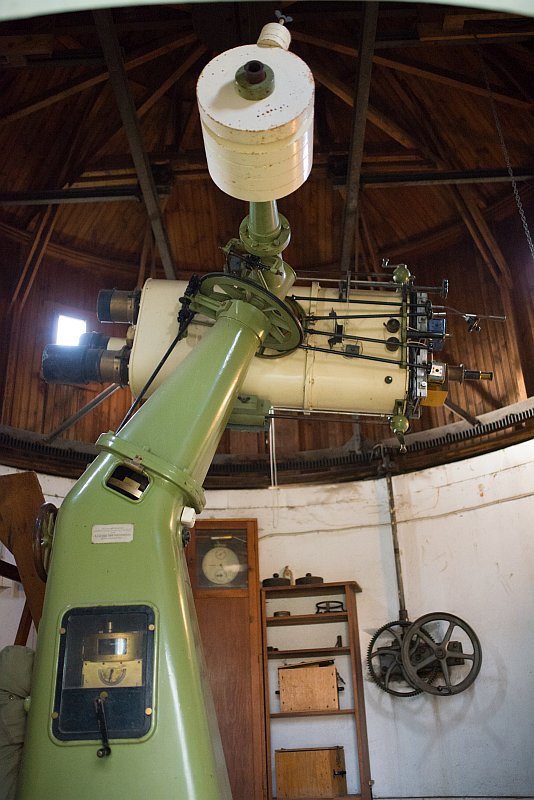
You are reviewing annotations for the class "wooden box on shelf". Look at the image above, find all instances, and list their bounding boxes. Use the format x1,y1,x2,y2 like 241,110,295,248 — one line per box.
279,664,339,712
275,746,348,799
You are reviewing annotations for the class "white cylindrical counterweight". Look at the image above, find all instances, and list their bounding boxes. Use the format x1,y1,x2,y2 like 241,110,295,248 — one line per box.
128,280,409,417
196,44,314,201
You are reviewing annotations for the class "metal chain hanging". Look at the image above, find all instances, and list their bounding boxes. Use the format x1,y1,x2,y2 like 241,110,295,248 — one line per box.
476,39,534,262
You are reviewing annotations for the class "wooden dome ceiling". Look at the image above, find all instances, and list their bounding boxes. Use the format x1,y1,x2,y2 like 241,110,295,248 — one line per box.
0,1,533,485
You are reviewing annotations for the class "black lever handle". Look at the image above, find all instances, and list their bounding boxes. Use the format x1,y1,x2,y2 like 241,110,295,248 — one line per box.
94,695,111,758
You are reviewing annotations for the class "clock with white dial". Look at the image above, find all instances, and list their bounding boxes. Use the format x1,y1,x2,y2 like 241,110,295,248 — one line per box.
201,545,241,585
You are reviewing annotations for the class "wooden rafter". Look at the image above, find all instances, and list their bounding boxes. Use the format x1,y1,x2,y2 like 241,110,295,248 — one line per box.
292,30,533,110
0,218,136,273
311,64,420,150
9,88,97,310
381,69,514,288
178,102,200,152
0,31,197,128
90,44,207,162
0,472,46,630
417,20,534,44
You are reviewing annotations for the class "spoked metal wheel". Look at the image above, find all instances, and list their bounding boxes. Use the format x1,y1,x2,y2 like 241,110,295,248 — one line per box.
198,274,302,353
401,612,482,696
33,502,58,582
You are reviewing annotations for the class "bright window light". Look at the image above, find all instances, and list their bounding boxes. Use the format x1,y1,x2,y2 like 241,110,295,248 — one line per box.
56,314,87,346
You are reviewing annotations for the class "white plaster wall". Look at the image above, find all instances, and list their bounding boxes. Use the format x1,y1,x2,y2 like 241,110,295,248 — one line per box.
1,439,533,798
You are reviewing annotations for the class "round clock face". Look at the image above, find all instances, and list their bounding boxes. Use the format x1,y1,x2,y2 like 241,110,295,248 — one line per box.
201,545,240,585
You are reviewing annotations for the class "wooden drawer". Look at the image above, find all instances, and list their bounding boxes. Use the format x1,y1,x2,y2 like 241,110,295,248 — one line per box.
279,665,338,712
275,746,347,799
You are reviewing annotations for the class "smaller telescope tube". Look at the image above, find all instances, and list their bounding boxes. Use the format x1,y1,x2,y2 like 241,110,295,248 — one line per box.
42,345,129,386
447,365,494,383
97,289,140,324
464,370,493,381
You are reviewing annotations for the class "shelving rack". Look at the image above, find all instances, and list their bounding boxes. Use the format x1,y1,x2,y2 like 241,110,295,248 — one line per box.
261,581,372,800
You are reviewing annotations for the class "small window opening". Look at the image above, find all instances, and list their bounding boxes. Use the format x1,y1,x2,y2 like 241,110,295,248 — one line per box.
56,314,87,346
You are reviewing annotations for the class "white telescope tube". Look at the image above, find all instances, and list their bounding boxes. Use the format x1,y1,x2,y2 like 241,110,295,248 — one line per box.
128,280,409,416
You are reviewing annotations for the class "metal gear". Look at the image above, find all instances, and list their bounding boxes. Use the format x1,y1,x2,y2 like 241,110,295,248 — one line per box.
401,612,482,696
367,620,433,697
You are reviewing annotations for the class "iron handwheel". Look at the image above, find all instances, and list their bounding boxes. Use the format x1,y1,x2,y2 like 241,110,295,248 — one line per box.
33,502,58,582
198,273,303,353
401,612,482,696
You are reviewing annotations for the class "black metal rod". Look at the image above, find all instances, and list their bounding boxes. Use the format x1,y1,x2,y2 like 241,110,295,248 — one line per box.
299,343,407,367
339,2,379,275
0,187,144,206
362,167,534,188
44,383,122,442
292,294,403,307
385,474,409,621
306,313,430,321
94,9,177,279
304,327,395,347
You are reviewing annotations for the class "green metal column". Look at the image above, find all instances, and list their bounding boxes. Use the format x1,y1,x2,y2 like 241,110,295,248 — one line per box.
17,300,269,800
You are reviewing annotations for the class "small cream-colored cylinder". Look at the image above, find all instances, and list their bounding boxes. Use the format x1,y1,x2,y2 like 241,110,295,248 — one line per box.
129,280,409,416
257,22,291,49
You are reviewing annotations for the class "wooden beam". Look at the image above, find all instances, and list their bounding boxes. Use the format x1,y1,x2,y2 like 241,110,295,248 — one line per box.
18,206,60,310
311,65,420,150
94,9,177,279
178,101,200,152
9,206,54,308
0,560,21,582
360,206,379,275
373,54,534,110
91,44,207,162
292,30,533,110
383,69,513,287
0,472,46,628
417,21,534,43
0,32,198,128
375,185,534,260
361,167,534,188
340,2,378,275
0,219,137,273
0,33,54,65
14,602,33,646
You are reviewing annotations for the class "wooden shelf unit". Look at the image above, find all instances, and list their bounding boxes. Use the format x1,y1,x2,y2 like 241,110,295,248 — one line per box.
261,581,372,800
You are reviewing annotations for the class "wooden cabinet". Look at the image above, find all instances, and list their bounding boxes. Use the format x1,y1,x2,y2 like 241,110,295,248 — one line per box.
187,519,266,800
261,582,372,800
276,746,348,799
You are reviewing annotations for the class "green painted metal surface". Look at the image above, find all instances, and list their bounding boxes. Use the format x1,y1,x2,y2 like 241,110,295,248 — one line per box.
16,300,270,799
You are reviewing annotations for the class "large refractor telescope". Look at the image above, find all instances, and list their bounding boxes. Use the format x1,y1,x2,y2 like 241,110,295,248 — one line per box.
16,20,314,800
17,18,494,800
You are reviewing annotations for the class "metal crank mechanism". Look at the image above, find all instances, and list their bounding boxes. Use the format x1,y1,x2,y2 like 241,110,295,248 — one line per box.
367,620,438,697
94,695,112,758
195,273,303,353
368,613,482,697
369,469,483,698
